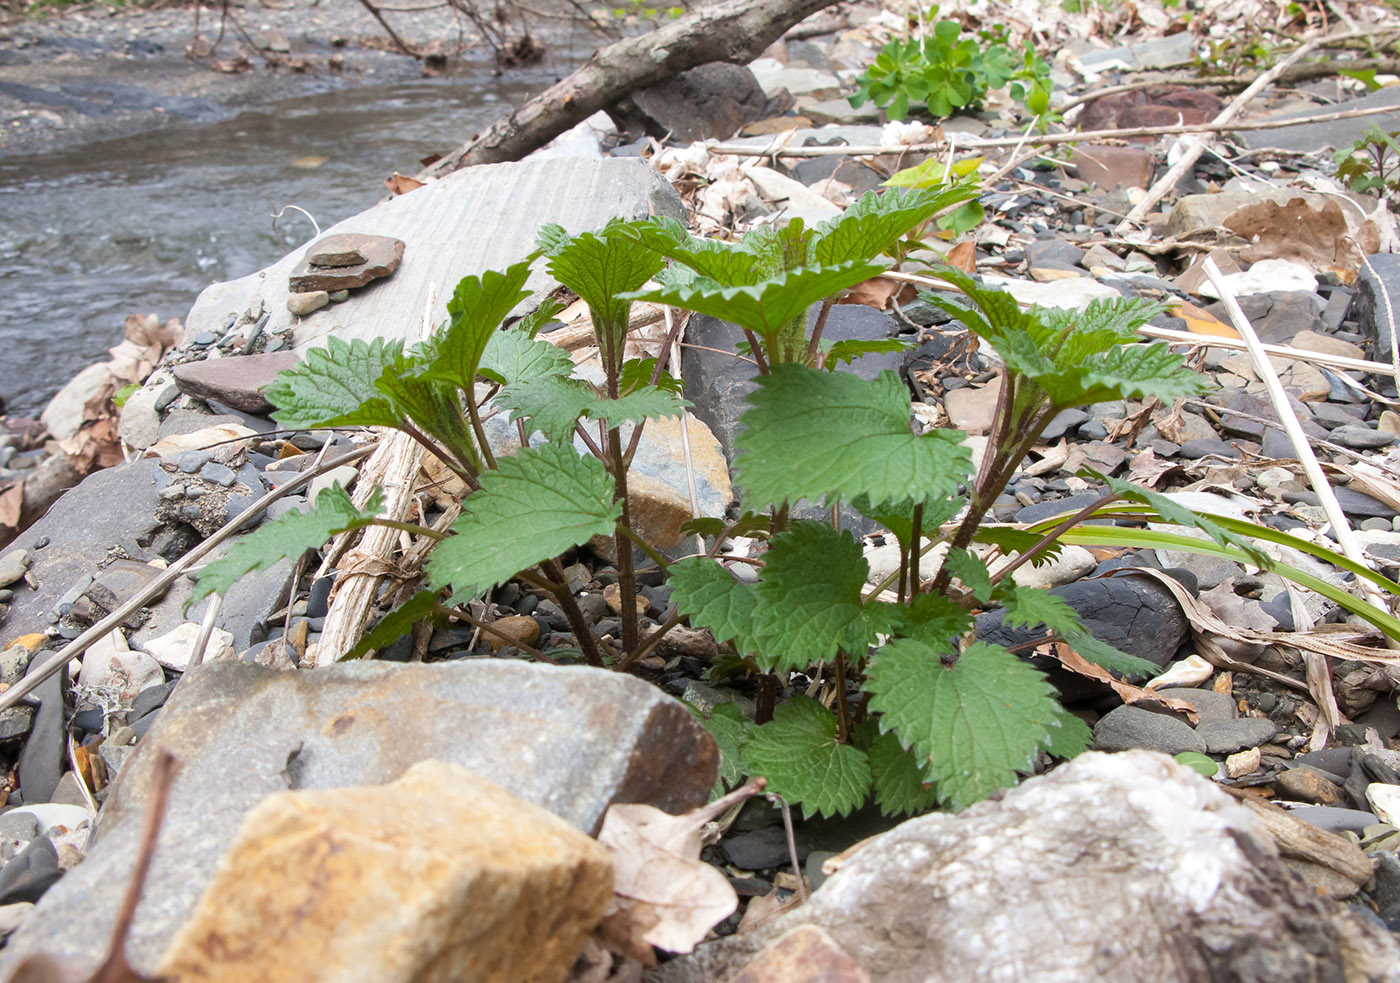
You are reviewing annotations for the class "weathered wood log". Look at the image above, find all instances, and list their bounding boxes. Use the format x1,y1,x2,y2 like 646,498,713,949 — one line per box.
419,0,839,176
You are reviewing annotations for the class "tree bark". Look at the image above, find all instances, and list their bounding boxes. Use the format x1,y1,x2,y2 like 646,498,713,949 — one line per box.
418,0,840,177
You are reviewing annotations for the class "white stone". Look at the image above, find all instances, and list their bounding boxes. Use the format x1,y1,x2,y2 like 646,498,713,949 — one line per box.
989,544,1096,589
982,274,1121,309
307,465,358,501
4,804,91,835
138,621,234,672
117,378,167,451
1198,259,1318,299
77,630,164,704
1146,655,1214,690
742,165,842,225
1366,782,1400,825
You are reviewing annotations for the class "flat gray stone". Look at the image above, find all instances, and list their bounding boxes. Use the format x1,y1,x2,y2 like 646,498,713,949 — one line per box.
0,460,167,643
183,158,685,355
1196,717,1278,755
171,351,299,415
1240,84,1400,151
0,659,717,978
1153,687,1236,723
1093,705,1206,755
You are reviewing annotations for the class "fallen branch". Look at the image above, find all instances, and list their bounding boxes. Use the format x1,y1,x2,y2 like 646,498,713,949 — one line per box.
354,0,416,57
1116,29,1359,233
704,101,1400,157
1062,56,1400,112
418,0,840,175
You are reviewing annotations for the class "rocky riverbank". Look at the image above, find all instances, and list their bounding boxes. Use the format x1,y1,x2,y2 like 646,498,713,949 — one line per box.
2,0,1400,978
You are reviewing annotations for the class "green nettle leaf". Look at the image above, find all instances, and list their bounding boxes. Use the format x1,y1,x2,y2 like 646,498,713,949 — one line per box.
852,495,961,551
496,377,596,441
822,338,913,369
191,486,385,607
867,729,941,816
994,583,1084,636
618,357,683,395
623,261,888,342
417,259,534,389
943,548,992,603
867,640,1065,810
735,365,972,511
588,387,690,428
347,589,443,660
753,522,891,672
373,362,479,469
266,337,405,429
514,298,567,338
668,556,762,656
479,330,575,387
425,442,621,599
812,186,980,265
1042,703,1093,760
891,591,974,646
688,701,753,799
679,512,771,541
539,221,666,352
741,696,872,819
971,526,1064,565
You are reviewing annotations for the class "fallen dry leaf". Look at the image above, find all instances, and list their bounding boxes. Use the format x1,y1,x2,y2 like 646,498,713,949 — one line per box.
944,240,978,274
1226,197,1364,281
736,890,802,935
383,172,425,196
1169,300,1238,340
1048,642,1200,723
597,778,766,961
840,276,915,311
0,482,22,530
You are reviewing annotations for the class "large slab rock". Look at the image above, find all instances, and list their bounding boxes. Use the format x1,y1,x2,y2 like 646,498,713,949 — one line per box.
0,459,168,646
157,760,613,983
0,659,715,977
1240,84,1400,151
184,158,685,354
171,350,299,415
652,751,1400,983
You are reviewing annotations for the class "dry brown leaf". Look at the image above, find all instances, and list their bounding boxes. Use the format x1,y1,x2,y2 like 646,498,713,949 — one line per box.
597,779,766,959
735,890,802,935
1225,197,1364,279
383,172,425,196
0,482,22,530
1169,300,1239,339
944,240,978,274
1124,447,1189,489
1048,642,1200,723
839,276,915,311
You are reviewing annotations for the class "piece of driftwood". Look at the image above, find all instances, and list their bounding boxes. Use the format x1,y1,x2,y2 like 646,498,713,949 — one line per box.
419,0,840,175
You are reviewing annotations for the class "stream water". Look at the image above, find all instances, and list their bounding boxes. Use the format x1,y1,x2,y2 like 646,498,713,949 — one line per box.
0,61,570,418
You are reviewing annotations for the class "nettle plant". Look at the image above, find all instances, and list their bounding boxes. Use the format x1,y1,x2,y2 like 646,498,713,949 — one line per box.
191,181,1389,818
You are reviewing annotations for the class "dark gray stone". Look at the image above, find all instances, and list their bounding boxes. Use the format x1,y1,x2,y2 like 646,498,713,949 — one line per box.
0,659,717,977
1329,424,1396,450
0,460,166,643
1178,437,1240,460
1205,291,1325,345
1025,238,1085,272
1152,687,1236,723
199,462,237,487
617,63,782,143
16,654,64,805
1040,408,1089,440
1196,717,1278,754
1284,805,1378,836
1357,251,1400,363
1013,492,1106,525
1240,81,1400,151
0,836,60,905
722,825,802,870
1093,705,1207,754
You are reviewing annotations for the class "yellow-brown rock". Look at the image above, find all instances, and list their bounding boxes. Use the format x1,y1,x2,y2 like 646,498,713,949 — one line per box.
486,614,540,652
157,760,613,983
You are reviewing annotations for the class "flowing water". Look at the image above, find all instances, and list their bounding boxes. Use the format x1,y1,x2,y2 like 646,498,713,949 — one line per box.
0,60,571,417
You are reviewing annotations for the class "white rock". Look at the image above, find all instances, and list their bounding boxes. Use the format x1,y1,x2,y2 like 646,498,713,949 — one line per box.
982,274,1121,309
307,465,358,500
0,903,32,936
1367,782,1400,825
989,544,1096,589
138,621,234,672
1146,655,1214,690
742,165,842,225
5,804,91,835
1198,259,1319,299
77,630,164,703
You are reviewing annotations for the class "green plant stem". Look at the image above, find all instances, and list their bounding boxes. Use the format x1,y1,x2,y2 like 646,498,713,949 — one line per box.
517,568,564,594
908,502,924,595
833,651,851,743
803,296,837,368
401,421,478,490
617,523,670,573
540,557,605,667
740,326,772,375
466,395,498,472
574,422,604,458
614,609,684,670
986,492,1120,587
608,422,641,656
896,542,909,604
756,673,778,725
